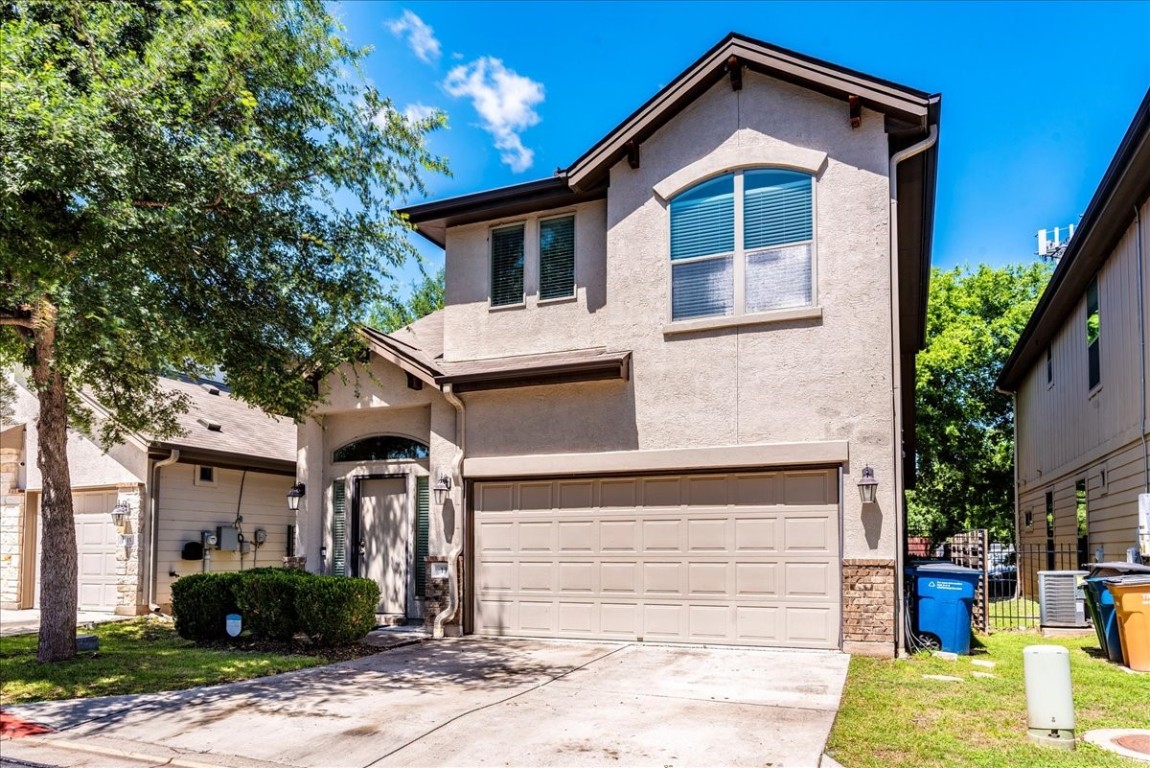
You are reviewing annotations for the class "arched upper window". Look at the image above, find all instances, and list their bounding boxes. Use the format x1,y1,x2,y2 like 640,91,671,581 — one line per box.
332,435,429,463
670,169,813,321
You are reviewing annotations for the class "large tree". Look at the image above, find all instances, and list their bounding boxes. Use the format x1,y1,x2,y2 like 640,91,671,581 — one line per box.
0,0,446,661
366,266,444,332
907,262,1053,544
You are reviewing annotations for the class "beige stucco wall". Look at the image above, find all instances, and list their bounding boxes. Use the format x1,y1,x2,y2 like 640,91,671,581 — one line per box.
298,357,458,595
440,72,896,559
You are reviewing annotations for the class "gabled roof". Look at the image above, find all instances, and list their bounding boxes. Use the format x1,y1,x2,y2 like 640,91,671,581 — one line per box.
997,88,1150,393
359,313,631,393
564,31,938,192
400,32,940,249
149,377,296,474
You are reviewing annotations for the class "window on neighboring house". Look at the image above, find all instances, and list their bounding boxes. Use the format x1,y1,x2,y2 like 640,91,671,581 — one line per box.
1046,345,1053,386
540,216,575,300
193,465,216,487
1086,276,1100,389
1045,490,1055,570
670,169,813,321
1075,479,1088,566
491,224,525,307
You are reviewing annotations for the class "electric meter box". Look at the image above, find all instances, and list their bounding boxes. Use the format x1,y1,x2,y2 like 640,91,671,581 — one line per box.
216,525,239,551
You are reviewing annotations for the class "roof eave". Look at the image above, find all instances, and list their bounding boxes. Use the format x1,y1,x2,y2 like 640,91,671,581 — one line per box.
437,352,632,394
359,326,443,388
997,89,1150,393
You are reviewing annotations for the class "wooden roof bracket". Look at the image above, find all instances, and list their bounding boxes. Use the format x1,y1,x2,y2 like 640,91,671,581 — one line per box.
727,55,743,91
849,95,862,128
625,140,640,170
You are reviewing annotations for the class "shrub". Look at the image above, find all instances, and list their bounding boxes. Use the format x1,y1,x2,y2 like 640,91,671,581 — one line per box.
171,572,243,642
233,569,309,641
295,576,379,646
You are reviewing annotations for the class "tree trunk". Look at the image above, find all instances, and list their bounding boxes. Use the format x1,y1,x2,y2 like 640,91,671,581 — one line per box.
32,300,78,663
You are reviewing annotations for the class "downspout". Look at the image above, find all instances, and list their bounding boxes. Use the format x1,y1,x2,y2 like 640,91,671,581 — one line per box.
434,383,466,639
889,125,938,656
148,449,180,610
1135,204,1148,493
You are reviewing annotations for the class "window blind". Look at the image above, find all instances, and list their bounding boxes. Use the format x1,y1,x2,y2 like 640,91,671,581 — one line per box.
672,256,734,319
415,476,429,598
671,175,734,260
332,481,347,577
746,243,812,312
744,170,812,250
540,216,575,300
491,225,524,306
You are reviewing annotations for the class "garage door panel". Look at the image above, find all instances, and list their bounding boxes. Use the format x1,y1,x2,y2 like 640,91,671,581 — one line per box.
785,562,834,598
600,520,638,551
736,562,779,596
687,519,727,551
474,469,841,649
735,517,778,551
643,519,681,551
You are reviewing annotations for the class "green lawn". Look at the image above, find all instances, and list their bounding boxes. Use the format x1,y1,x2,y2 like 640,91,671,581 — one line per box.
0,619,326,705
827,632,1149,768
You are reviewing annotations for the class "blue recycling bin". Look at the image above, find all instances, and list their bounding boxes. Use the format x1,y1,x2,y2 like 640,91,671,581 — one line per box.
1085,577,1123,663
907,562,982,654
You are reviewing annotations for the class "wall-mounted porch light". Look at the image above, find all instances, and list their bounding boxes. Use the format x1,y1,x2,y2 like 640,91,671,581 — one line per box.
287,483,306,512
857,465,878,505
110,501,130,532
433,471,452,505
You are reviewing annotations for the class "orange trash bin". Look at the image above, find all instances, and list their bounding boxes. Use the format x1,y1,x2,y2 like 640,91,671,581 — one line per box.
1105,575,1150,672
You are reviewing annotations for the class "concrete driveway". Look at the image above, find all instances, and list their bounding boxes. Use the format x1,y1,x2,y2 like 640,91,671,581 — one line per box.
2,638,850,768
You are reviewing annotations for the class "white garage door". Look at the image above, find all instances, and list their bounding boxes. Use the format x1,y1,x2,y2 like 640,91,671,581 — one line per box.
473,469,841,649
37,490,121,612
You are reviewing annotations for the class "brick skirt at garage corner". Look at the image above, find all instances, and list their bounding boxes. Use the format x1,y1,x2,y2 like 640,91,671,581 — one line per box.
1,711,53,739
842,559,895,644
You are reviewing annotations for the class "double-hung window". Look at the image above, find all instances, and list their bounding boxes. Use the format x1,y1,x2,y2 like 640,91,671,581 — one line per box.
491,224,525,307
670,169,813,321
540,216,575,300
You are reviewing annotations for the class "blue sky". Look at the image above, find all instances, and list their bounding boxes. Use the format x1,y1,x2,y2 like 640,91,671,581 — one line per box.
335,1,1150,289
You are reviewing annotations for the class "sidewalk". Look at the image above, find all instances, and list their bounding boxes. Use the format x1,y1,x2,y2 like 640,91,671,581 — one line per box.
0,609,134,637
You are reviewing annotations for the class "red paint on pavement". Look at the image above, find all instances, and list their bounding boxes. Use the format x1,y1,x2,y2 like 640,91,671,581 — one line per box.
0,710,53,739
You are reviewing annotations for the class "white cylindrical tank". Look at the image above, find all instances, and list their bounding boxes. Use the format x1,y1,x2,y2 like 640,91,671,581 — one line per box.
1023,645,1076,749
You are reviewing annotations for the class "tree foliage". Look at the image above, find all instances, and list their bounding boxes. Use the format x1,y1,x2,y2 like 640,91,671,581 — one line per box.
366,265,444,332
0,0,446,660
907,262,1053,544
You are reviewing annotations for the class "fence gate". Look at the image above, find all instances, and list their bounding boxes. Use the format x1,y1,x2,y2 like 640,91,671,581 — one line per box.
943,529,989,633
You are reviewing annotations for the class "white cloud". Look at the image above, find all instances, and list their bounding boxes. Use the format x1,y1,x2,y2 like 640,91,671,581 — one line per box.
402,103,441,124
387,10,440,64
443,57,544,172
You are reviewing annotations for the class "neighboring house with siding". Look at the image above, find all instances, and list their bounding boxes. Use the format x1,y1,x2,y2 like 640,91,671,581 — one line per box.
297,33,941,657
998,89,1150,586
0,370,296,614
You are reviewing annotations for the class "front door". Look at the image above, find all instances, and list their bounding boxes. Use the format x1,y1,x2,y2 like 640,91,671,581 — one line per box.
354,477,407,616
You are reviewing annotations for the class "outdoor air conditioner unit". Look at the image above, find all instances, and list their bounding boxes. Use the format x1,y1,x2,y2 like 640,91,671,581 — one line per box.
1038,570,1089,628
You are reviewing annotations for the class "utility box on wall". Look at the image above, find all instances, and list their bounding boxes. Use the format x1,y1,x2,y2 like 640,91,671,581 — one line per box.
216,525,239,551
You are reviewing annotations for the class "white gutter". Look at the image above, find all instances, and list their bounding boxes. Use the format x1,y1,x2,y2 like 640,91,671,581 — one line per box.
147,448,180,609
434,384,466,639
889,125,938,656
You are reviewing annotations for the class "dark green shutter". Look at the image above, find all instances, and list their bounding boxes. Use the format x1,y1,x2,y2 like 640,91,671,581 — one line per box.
540,217,575,300
415,476,429,597
491,225,524,306
332,480,347,577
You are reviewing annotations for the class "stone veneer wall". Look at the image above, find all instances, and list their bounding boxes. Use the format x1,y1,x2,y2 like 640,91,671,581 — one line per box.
1,445,24,608
115,485,143,614
423,555,464,635
842,558,895,656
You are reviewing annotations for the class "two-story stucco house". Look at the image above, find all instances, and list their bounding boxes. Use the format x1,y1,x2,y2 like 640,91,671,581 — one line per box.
297,33,941,657
998,90,1150,579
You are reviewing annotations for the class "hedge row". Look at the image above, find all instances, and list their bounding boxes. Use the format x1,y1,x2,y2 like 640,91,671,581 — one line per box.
171,568,379,646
